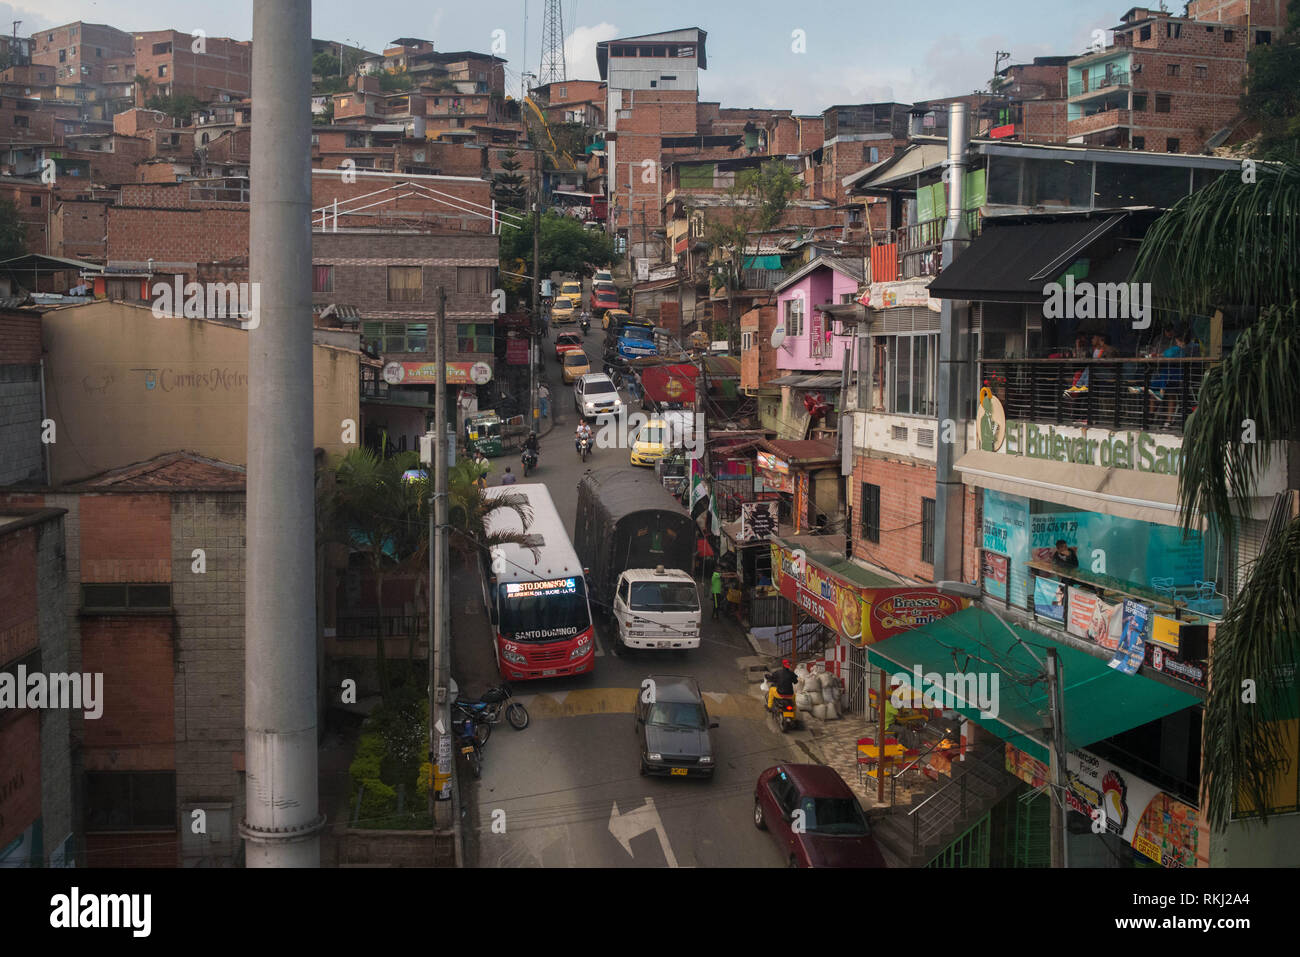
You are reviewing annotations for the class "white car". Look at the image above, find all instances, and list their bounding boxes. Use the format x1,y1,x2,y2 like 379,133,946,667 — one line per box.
574,373,625,421
593,270,614,284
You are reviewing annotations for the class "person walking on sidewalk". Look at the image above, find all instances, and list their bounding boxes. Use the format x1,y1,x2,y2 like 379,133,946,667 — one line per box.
538,382,551,421
711,568,723,620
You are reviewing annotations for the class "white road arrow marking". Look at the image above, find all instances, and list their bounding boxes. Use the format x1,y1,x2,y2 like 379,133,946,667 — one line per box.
609,797,678,867
702,692,727,705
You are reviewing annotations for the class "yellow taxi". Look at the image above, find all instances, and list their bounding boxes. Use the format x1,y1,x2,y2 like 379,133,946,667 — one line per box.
603,307,631,331
561,348,591,384
552,296,578,324
630,419,671,467
560,280,583,301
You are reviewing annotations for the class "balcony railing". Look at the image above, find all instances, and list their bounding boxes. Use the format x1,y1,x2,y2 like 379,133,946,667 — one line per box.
1069,71,1131,97
896,211,982,280
1068,108,1132,136
979,357,1213,435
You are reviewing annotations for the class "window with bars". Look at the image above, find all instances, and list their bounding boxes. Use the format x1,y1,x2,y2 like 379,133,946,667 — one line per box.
784,297,804,337
921,497,936,565
363,321,427,353
312,265,333,293
860,483,881,543
387,266,423,302
457,323,494,353
456,266,493,294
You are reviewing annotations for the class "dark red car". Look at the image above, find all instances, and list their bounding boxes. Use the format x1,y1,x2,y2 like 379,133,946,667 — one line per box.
554,332,584,363
753,764,887,868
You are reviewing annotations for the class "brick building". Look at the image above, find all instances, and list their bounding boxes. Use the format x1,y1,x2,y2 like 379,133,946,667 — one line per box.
1066,3,1286,151
533,79,606,126
132,30,252,104
30,21,134,87
739,304,778,393
51,196,111,261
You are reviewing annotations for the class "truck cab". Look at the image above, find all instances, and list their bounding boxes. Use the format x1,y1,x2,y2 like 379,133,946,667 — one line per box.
612,565,702,652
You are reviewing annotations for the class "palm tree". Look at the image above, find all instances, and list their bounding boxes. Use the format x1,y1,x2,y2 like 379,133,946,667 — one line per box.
445,459,537,569
330,447,428,698
1132,161,1300,829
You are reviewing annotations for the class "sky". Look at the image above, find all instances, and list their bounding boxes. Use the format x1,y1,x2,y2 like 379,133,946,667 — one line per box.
13,0,1149,114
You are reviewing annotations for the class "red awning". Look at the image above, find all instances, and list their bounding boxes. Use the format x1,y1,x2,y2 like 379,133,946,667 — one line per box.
639,363,698,405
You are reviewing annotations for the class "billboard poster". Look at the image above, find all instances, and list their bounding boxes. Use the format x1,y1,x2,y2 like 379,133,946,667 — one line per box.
739,501,776,542
1110,599,1150,674
771,542,864,642
1066,587,1122,650
1004,744,1199,868
1032,575,1066,625
982,489,1030,608
982,551,1008,601
861,588,966,645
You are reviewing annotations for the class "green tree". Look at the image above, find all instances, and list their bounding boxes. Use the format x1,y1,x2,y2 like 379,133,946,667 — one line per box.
445,459,537,570
1132,161,1300,829
378,70,414,93
330,447,429,699
144,93,204,121
0,199,26,259
492,150,527,213
1240,1,1300,160
693,159,801,342
499,209,616,280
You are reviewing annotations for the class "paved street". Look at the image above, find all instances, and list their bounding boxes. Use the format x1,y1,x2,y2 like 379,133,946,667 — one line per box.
454,331,802,867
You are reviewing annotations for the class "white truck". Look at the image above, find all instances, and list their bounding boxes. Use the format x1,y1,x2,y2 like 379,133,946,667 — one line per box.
611,565,702,651
574,468,703,654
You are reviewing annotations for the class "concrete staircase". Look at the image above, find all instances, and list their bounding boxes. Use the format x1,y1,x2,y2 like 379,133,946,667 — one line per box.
867,745,1020,868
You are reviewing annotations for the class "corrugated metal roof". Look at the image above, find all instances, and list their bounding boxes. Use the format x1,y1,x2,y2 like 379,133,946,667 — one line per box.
578,466,691,524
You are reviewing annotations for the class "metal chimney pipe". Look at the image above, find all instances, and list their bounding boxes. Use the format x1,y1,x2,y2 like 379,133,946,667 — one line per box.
943,102,970,246
933,100,973,584
242,0,324,867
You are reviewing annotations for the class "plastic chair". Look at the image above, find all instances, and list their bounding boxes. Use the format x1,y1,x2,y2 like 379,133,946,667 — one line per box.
1194,580,1216,601
856,737,877,785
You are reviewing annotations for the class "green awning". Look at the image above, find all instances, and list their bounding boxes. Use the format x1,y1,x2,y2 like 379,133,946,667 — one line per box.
865,607,1201,764
743,255,782,270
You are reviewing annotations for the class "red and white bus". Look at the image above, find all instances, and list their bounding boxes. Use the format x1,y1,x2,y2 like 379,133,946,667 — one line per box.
480,483,596,680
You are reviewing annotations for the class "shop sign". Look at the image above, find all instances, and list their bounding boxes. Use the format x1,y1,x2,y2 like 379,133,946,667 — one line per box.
771,542,865,643
506,339,529,365
756,451,789,474
982,552,1008,592
1005,743,1199,868
756,468,793,493
990,421,1184,475
861,589,966,644
1144,641,1207,689
739,501,776,542
1150,615,1181,652
869,280,940,311
393,361,493,385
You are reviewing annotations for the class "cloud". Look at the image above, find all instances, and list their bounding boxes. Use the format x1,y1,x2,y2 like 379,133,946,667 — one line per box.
564,22,618,81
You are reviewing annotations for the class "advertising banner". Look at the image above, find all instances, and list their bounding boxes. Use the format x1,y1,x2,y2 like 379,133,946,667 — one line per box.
756,468,793,493
982,489,1030,608
982,551,1008,600
1066,587,1123,650
739,501,776,542
861,589,966,644
771,542,865,642
1110,599,1150,674
1005,743,1199,868
1150,615,1181,652
505,338,529,365
756,451,790,474
1032,575,1067,625
393,361,493,385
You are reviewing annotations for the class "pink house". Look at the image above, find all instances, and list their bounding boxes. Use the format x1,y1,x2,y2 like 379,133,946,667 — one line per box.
771,256,865,372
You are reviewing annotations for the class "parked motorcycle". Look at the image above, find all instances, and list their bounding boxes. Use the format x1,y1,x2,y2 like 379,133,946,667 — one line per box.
455,715,490,778
454,683,530,731
764,675,799,733
521,447,539,477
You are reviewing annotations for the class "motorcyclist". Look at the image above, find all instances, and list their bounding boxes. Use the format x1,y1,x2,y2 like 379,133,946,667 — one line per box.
575,421,593,455
765,659,799,712
522,431,540,465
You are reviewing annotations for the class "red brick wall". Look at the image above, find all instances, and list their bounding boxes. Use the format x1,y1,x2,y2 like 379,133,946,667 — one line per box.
0,711,42,850
107,206,250,278
81,616,176,770
850,456,937,582
610,89,698,238
79,494,171,582
962,485,981,585
1023,99,1069,143
0,313,42,365
740,305,777,391
133,31,252,101
0,99,57,148
52,198,109,260
0,182,51,255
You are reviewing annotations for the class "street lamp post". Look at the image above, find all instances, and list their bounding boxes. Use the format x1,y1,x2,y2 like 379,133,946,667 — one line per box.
936,581,1069,868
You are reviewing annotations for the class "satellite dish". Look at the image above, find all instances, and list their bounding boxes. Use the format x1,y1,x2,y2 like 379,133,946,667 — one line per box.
770,326,787,349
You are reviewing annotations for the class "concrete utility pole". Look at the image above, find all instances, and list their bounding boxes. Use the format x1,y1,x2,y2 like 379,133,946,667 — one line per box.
933,102,972,583
531,147,542,425
243,0,324,867
1046,648,1069,869
431,287,452,827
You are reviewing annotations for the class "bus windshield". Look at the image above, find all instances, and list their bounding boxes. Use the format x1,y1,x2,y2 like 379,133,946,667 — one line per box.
498,577,591,641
